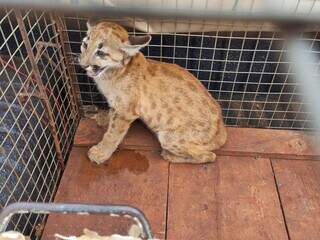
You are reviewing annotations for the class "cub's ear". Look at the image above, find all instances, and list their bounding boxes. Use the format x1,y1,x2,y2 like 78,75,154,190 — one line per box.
86,21,92,31
86,19,97,31
120,35,151,56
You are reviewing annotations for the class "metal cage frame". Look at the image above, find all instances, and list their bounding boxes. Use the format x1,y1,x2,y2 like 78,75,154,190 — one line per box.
1,0,320,238
0,8,79,238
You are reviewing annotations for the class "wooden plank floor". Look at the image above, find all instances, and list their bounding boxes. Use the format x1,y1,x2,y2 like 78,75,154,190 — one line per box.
167,157,288,240
43,119,320,240
272,160,320,240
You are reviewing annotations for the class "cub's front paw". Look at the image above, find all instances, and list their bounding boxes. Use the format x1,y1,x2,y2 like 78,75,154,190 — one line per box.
88,145,112,164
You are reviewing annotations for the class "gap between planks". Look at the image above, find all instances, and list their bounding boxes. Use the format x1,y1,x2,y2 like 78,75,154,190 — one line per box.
166,156,289,240
43,148,169,239
272,159,320,240
44,118,320,240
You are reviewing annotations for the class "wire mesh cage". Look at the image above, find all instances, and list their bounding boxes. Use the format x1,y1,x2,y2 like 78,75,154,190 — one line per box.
63,16,320,130
0,8,79,238
1,0,320,238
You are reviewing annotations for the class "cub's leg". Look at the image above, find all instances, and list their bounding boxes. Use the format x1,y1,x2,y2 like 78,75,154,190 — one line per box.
88,109,135,164
162,148,216,164
158,131,216,164
91,110,110,128
84,110,110,127
161,150,192,163
187,149,216,163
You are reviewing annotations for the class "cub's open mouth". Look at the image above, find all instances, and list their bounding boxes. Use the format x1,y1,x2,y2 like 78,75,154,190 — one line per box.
88,66,107,78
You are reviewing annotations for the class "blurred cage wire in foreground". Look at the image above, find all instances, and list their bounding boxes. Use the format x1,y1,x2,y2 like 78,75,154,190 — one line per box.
0,8,79,239
1,0,320,238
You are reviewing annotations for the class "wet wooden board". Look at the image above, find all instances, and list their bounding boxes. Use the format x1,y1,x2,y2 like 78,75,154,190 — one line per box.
42,147,168,239
52,118,320,240
74,118,160,150
167,156,289,240
74,118,320,159
272,159,320,240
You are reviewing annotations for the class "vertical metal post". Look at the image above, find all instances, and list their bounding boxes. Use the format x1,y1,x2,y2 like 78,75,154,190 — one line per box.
14,9,65,169
287,38,320,134
52,14,83,115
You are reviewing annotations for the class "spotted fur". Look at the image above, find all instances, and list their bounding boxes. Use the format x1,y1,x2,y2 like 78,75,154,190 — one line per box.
80,21,227,164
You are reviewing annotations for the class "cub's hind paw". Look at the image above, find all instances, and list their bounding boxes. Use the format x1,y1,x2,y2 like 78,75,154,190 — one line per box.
197,152,216,163
161,149,216,164
161,150,190,163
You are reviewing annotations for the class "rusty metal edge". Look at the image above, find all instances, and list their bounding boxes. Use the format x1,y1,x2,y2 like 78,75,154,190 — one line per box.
14,9,65,169
50,12,81,122
52,13,83,116
0,202,153,239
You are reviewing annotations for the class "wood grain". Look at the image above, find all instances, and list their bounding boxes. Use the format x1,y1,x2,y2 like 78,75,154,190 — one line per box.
167,156,288,240
43,147,168,239
74,118,160,150
219,128,320,160
74,118,320,159
272,159,320,240
57,118,320,239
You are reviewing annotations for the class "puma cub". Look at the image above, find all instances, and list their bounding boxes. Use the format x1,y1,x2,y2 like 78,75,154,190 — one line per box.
79,21,227,164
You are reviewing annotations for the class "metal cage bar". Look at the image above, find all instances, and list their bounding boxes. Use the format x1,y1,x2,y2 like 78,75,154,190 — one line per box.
3,0,320,24
14,9,64,169
0,202,153,239
0,8,79,238
1,0,320,238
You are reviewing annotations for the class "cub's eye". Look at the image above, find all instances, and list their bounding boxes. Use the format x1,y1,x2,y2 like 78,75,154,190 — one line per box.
82,41,88,49
96,50,109,57
98,43,103,49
